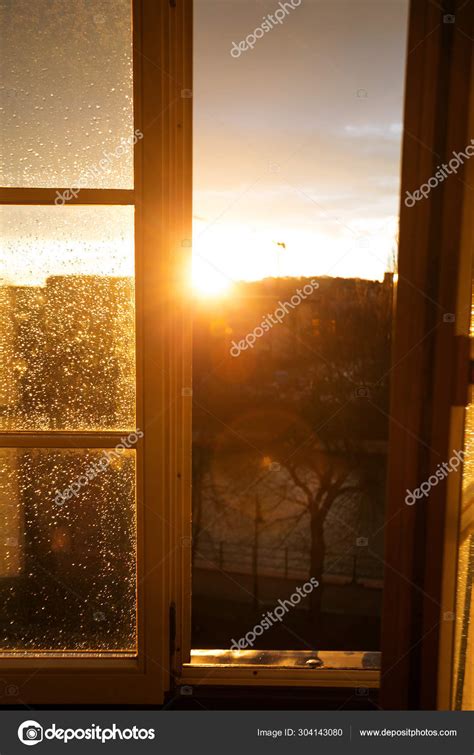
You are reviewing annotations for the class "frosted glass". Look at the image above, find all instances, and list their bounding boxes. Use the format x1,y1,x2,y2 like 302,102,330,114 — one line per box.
0,448,136,654
0,206,135,431
0,0,133,188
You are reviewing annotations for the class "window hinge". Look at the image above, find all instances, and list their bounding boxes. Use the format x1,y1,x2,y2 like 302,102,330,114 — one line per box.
452,335,473,407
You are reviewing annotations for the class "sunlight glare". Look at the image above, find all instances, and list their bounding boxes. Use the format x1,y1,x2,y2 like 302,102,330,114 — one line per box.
192,255,231,296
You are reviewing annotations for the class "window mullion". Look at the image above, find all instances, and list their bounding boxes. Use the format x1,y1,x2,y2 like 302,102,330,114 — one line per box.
0,188,134,206
0,433,131,448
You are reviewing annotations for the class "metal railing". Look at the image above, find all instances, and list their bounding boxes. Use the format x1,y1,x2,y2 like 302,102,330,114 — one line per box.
193,539,383,583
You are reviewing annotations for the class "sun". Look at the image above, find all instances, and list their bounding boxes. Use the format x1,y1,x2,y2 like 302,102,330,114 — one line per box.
191,256,232,297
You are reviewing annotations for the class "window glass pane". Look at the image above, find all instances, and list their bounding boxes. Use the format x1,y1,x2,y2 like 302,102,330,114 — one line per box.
0,0,133,188
0,205,135,431
192,0,408,651
453,294,474,709
0,448,136,654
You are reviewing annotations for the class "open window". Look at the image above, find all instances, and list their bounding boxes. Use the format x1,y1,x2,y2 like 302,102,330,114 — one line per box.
186,0,408,689
181,0,474,708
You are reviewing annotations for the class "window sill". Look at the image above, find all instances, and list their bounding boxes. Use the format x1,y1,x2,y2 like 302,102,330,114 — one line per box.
180,650,380,688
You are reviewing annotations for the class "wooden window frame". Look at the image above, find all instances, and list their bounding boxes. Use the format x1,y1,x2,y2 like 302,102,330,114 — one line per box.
0,0,192,706
379,0,473,710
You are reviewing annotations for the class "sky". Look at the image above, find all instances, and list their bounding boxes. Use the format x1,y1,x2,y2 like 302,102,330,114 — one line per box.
0,206,134,287
193,0,409,291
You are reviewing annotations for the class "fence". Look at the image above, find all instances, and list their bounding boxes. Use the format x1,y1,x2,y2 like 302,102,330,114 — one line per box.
194,539,383,584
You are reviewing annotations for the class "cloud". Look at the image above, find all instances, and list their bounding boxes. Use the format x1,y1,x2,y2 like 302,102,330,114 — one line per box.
343,123,403,139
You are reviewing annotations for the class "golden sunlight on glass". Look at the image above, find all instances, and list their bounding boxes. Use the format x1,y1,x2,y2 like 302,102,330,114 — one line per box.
0,206,135,431
453,297,474,710
0,0,133,188
0,448,137,655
